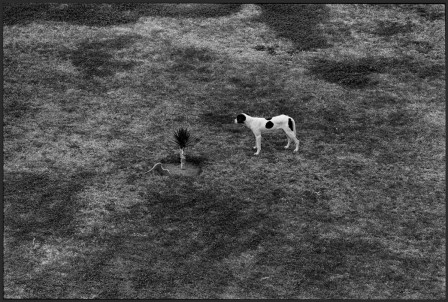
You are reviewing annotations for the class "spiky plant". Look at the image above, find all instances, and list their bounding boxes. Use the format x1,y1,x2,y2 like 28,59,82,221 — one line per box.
172,128,195,169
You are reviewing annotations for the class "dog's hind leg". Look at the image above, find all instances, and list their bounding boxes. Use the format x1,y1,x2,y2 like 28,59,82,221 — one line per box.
285,130,299,152
292,134,300,152
284,131,291,149
254,134,262,155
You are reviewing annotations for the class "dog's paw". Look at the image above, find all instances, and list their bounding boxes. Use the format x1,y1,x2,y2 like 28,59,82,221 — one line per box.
284,145,289,149
254,152,260,156
293,149,299,153
253,146,257,149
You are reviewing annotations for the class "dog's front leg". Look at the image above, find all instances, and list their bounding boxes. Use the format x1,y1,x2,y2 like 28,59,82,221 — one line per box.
254,134,261,155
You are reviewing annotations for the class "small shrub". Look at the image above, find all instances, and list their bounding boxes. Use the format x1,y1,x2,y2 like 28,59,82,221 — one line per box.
172,128,194,150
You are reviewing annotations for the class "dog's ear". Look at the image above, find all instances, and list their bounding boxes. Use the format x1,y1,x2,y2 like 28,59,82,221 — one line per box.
236,114,246,123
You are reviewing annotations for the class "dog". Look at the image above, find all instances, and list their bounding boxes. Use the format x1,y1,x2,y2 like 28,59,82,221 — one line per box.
234,113,300,155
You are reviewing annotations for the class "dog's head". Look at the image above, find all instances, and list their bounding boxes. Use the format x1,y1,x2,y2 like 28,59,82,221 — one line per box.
234,113,247,124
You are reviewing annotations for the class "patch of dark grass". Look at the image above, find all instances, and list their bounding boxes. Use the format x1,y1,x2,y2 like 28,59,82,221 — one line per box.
298,189,334,223
412,63,445,79
3,98,34,120
309,56,445,88
4,171,95,239
401,40,434,54
135,3,242,19
324,20,352,44
13,3,127,26
398,4,445,21
362,93,405,109
169,45,216,76
255,229,443,298
320,103,349,130
308,57,380,88
257,4,330,51
3,3,139,26
69,35,141,79
253,44,277,55
386,109,420,127
301,103,349,142
226,66,290,108
2,3,50,25
200,112,235,127
2,3,242,26
76,52,132,78
373,20,414,37
145,178,283,262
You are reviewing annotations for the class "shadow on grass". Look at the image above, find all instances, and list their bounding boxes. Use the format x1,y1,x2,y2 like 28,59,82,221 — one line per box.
2,3,242,26
257,4,330,51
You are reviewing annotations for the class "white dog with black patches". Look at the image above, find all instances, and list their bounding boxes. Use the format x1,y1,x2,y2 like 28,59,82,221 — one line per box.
235,113,300,155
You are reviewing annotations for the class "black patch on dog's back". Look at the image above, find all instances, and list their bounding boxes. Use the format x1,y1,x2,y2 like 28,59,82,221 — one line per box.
236,114,246,123
288,118,294,131
266,121,274,129
266,117,272,120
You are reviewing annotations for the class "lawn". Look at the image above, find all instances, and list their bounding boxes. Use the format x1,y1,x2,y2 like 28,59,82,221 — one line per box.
3,3,445,299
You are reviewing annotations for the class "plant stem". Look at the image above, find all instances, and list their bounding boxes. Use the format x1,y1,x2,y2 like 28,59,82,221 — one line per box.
180,148,186,170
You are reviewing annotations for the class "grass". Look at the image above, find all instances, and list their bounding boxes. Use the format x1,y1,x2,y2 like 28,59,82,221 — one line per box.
3,3,445,299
